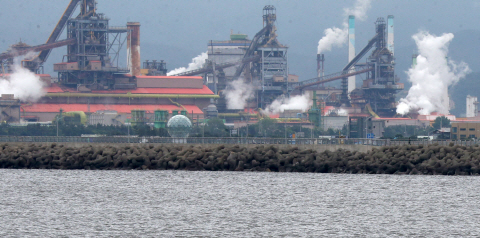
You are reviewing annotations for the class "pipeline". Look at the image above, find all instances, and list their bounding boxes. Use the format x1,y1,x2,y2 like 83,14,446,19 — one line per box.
218,113,257,117
62,111,88,125
366,104,380,118
168,98,186,111
46,92,219,99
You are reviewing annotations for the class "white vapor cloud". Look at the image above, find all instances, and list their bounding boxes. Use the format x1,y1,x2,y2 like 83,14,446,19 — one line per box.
317,0,372,54
396,31,470,115
167,52,208,76
224,78,254,110
265,94,311,115
0,53,46,102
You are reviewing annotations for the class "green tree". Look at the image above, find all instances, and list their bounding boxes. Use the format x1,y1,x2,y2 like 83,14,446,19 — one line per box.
257,118,280,137
382,125,433,139
204,118,228,137
432,116,451,129
326,128,335,135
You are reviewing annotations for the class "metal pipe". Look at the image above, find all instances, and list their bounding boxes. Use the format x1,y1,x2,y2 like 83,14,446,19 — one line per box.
168,98,187,111
0,38,76,61
217,113,257,117
46,92,219,99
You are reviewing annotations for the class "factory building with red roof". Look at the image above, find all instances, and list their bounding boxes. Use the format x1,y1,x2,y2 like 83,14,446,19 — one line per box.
18,75,218,124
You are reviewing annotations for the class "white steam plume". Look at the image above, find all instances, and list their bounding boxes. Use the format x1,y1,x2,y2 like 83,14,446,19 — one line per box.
167,52,208,76
317,0,372,54
344,0,372,21
396,31,470,115
317,27,348,54
265,94,311,115
0,54,46,102
224,78,254,110
327,108,349,116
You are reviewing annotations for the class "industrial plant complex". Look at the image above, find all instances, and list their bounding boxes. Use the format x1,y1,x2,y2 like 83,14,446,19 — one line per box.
1,0,479,139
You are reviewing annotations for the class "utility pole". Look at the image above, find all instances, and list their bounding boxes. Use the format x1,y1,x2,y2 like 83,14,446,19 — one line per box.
440,116,443,139
127,122,130,143
246,117,249,144
57,109,63,137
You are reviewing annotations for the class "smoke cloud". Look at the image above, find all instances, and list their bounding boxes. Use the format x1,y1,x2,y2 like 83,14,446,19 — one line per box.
317,0,372,54
317,27,348,54
344,0,372,21
0,54,46,102
224,78,254,109
327,108,349,116
265,94,311,115
396,31,470,115
167,52,208,76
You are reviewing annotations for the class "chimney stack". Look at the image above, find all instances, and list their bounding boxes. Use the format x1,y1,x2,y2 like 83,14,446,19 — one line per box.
348,15,355,94
127,22,141,76
316,53,324,78
387,15,394,55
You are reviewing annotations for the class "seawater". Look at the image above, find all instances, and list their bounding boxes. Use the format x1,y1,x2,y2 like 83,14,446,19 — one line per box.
1,170,480,237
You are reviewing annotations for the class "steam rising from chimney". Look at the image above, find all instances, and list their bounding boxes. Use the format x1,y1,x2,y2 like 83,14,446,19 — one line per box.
317,0,372,54
167,52,208,76
396,31,470,115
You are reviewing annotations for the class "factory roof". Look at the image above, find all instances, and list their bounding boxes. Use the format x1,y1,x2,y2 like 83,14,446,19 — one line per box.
45,84,214,95
135,76,203,79
348,113,371,117
208,43,251,47
21,104,203,114
373,117,427,120
451,119,480,122
0,74,51,77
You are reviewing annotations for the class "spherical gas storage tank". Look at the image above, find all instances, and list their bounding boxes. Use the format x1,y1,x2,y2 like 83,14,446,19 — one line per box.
167,115,192,138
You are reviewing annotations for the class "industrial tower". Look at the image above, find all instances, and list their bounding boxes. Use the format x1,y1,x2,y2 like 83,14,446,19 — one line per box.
291,15,401,118
54,0,136,91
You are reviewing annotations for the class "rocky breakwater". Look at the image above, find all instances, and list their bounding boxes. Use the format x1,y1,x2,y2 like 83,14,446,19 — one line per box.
0,143,480,175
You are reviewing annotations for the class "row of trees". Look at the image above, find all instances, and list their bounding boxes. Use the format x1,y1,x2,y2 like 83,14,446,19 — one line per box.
0,123,169,137
190,118,348,138
381,116,451,139
0,118,347,138
0,116,452,138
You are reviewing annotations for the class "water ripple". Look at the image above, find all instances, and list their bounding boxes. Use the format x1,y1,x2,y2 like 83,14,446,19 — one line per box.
1,170,480,237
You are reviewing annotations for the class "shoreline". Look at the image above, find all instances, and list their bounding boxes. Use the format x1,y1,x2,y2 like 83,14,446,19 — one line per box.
0,143,479,175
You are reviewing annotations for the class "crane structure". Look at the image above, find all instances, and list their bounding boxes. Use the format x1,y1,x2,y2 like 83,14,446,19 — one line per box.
25,0,83,72
172,55,261,77
0,0,82,73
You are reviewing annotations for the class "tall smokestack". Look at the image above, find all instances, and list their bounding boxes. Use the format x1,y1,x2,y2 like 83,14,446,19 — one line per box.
348,15,355,94
127,22,141,76
316,53,324,78
387,15,394,55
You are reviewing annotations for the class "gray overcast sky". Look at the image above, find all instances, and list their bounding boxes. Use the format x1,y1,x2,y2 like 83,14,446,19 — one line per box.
1,0,480,80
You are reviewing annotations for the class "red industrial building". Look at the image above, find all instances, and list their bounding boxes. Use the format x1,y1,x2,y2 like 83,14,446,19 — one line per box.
18,75,217,124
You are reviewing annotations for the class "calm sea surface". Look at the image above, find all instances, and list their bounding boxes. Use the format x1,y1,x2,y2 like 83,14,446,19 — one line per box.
1,170,479,237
